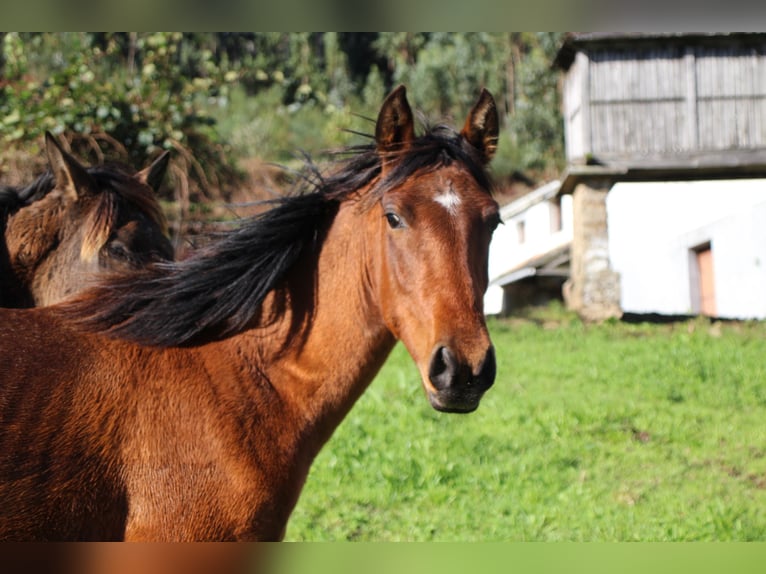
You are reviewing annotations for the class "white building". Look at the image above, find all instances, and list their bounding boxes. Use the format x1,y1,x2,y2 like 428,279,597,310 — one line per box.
553,32,766,321
485,34,766,320
484,181,572,315
607,179,766,319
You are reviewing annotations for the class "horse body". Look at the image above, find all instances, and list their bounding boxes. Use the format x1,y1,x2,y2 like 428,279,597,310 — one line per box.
0,86,500,540
0,233,394,540
0,308,127,540
0,133,172,307
0,196,400,541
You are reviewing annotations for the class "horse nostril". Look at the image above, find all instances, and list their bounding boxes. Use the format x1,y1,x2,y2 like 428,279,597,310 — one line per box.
429,345,495,394
428,345,458,391
474,346,496,390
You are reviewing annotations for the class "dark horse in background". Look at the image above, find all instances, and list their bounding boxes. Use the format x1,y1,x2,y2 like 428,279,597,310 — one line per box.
0,132,173,307
0,86,501,540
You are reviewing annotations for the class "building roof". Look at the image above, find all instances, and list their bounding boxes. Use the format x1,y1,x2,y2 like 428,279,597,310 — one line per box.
490,243,570,288
555,32,766,69
557,150,766,197
499,180,561,221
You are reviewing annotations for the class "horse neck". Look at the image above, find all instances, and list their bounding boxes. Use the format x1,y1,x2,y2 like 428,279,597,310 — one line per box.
236,198,396,452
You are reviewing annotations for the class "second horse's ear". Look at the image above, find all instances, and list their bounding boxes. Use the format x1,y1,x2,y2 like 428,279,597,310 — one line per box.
375,85,415,156
45,131,94,200
460,88,499,164
137,151,171,193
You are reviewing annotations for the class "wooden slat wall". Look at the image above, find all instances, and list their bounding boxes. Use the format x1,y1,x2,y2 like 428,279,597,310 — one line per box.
696,45,766,150
562,52,585,159
564,39,766,163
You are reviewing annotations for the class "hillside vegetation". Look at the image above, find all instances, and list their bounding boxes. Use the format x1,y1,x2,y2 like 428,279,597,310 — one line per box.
1,33,564,201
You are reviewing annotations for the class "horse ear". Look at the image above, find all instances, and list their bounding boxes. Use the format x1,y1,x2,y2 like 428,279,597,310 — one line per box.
44,131,92,200
137,150,171,192
375,85,415,155
460,88,499,164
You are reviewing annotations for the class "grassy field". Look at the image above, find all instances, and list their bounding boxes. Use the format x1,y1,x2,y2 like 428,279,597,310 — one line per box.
284,303,766,541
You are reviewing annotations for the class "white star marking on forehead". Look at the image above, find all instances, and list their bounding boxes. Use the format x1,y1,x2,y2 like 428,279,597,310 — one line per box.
434,186,462,215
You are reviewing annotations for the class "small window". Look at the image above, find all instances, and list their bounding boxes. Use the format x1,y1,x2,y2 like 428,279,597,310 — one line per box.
516,220,526,244
549,196,563,233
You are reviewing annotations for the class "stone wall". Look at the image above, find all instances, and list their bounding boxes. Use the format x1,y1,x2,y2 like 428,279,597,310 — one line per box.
563,180,622,321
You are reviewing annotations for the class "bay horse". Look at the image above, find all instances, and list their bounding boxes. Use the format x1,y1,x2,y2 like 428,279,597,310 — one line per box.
0,86,501,541
0,132,173,307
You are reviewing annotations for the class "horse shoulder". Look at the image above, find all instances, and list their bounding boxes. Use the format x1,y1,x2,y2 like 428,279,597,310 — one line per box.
124,340,310,540
0,309,133,539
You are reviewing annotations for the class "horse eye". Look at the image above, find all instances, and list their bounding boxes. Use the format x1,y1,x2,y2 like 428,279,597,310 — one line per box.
107,240,130,259
385,212,404,229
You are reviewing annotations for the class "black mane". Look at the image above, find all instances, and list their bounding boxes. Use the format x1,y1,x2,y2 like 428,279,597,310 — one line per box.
3,164,165,235
1,173,55,212
1,164,141,208
60,125,494,347
2,163,168,243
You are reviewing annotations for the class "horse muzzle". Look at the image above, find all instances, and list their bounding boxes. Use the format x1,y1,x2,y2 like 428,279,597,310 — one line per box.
426,344,496,413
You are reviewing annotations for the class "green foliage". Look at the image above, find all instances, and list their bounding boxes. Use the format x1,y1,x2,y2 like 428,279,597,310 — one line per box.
1,32,566,198
208,32,565,184
212,85,370,166
386,33,510,121
362,65,387,112
0,33,238,201
505,32,566,178
369,32,564,181
286,309,766,541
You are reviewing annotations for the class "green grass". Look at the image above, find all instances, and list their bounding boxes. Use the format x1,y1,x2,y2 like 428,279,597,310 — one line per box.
285,303,766,541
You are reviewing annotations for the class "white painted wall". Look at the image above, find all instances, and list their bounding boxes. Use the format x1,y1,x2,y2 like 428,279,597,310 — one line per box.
484,182,573,314
607,179,766,319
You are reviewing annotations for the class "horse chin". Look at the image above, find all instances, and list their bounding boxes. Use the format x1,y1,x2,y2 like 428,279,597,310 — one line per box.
426,390,482,414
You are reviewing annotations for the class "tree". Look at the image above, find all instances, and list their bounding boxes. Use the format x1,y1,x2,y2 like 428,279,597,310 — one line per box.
504,32,566,179
1,32,567,198
0,33,238,198
367,32,564,182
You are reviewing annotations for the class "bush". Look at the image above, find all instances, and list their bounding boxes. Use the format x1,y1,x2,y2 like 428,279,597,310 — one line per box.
0,33,242,205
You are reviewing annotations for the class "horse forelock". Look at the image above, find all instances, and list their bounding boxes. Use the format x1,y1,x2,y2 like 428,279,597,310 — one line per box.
104,172,169,237
380,124,494,193
6,164,166,231
73,169,168,261
79,191,117,262
305,124,494,209
0,187,24,211
90,167,169,231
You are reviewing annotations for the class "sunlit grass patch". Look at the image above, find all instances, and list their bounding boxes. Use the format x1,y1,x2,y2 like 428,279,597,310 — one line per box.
287,306,766,541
